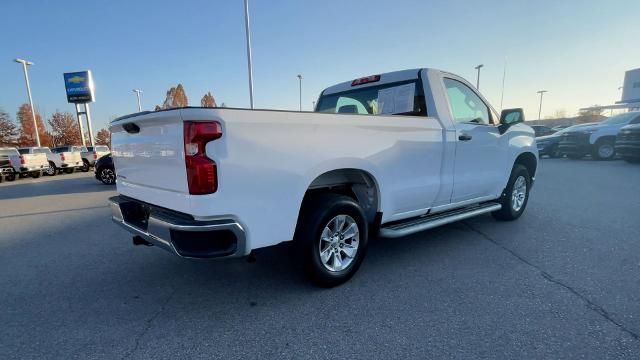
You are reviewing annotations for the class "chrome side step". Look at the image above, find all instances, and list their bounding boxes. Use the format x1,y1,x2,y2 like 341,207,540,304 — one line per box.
379,202,501,238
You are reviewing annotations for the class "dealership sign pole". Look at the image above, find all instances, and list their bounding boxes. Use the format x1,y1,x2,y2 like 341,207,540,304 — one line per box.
63,71,96,147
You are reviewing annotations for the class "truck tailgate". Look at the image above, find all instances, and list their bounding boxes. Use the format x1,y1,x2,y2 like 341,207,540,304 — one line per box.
25,153,48,167
110,110,189,197
64,152,82,164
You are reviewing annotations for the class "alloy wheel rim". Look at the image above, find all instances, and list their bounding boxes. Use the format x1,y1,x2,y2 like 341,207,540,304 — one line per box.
318,215,359,272
511,175,527,212
101,169,115,184
598,144,614,158
46,165,55,175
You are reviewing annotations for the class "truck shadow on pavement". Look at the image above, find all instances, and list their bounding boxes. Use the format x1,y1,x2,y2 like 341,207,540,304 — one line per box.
0,174,114,200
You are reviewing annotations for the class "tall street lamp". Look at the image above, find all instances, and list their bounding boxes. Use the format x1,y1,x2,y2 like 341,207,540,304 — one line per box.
474,64,484,90
132,89,143,112
14,58,41,147
243,0,255,109
537,90,548,120
297,74,303,111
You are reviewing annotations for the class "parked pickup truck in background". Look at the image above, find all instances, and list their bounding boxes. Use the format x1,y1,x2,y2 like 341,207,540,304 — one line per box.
615,123,640,163
3,147,48,178
19,147,83,176
109,68,538,286
52,145,110,172
559,111,640,160
0,149,16,181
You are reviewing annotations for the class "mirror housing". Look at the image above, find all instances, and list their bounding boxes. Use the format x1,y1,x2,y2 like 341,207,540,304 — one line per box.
499,108,525,134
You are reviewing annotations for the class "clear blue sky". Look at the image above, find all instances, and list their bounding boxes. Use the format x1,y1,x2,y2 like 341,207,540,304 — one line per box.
1,0,638,131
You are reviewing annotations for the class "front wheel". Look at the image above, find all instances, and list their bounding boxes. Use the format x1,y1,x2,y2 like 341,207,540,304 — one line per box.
6,173,16,181
592,139,616,160
45,162,57,176
492,164,531,221
549,146,562,158
80,160,90,172
63,168,75,174
294,194,368,287
30,171,41,179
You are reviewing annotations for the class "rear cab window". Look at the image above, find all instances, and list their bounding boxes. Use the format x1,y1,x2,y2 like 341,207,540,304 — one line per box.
18,149,30,155
317,79,426,117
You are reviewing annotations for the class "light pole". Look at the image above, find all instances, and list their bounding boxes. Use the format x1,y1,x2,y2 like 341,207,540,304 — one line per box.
474,64,484,90
537,90,548,120
243,0,255,109
14,58,41,147
297,74,302,111
132,89,143,112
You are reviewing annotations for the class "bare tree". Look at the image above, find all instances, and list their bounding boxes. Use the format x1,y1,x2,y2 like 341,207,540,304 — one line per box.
0,108,19,146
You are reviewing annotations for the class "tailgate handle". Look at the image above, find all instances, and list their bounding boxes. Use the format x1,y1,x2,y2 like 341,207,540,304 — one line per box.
123,122,140,134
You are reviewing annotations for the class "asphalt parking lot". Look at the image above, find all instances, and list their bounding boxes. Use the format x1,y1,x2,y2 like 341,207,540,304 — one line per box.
1,159,639,359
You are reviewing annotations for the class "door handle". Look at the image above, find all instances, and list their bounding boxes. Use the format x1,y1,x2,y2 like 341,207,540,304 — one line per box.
458,134,473,141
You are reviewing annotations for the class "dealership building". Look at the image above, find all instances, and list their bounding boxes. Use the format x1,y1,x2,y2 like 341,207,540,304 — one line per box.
580,68,640,112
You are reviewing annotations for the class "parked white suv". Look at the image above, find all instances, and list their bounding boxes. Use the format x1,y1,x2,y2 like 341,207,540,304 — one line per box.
109,68,538,286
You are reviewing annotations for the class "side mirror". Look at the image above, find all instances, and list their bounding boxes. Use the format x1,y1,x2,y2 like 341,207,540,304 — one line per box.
500,108,525,125
499,108,525,134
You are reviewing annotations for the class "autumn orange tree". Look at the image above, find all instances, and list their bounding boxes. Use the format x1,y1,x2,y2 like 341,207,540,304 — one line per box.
95,129,111,146
17,104,52,147
48,111,82,146
159,84,189,109
201,92,217,107
0,108,19,146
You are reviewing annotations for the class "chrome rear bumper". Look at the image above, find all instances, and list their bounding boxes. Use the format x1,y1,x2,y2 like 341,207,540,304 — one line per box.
109,196,247,259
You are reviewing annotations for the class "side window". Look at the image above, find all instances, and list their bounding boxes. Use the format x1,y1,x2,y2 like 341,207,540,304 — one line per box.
443,78,490,124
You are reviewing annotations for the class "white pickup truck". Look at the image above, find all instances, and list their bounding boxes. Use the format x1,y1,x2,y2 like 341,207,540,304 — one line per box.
109,68,538,286
19,147,83,176
1,147,48,178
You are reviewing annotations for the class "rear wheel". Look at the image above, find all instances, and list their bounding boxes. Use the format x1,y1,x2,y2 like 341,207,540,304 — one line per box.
99,167,116,184
6,173,16,181
81,160,90,172
592,139,616,160
492,164,531,221
63,167,75,174
294,193,368,287
45,162,57,176
30,171,41,178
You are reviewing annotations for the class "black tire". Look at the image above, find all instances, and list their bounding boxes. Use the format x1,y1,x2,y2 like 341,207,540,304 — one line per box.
81,160,90,172
30,171,41,178
45,162,57,176
19,173,28,178
294,193,368,287
548,146,562,158
492,164,531,221
63,167,75,174
6,173,16,181
99,167,116,185
592,139,616,161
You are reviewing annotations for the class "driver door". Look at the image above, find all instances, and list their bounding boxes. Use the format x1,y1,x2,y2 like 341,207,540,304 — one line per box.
443,77,507,203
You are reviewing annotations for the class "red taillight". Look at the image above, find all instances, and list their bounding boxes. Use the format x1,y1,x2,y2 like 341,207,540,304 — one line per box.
351,75,381,86
20,156,25,165
60,153,65,161
183,121,222,195
93,152,97,160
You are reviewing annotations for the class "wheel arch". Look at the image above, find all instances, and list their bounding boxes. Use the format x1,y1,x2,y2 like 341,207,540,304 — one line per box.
514,151,538,179
300,168,381,225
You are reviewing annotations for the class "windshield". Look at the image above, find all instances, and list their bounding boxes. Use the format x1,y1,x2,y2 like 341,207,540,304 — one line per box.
317,80,426,116
602,112,638,125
